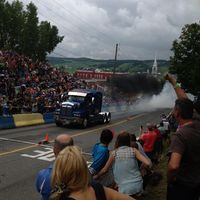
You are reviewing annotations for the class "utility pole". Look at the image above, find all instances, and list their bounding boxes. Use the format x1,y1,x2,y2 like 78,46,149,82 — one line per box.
113,43,118,76
111,43,118,100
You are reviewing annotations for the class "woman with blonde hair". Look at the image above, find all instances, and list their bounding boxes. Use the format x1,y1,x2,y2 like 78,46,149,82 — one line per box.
51,146,134,200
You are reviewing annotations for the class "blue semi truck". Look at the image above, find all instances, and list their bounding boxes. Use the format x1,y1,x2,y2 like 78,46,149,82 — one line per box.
54,89,111,128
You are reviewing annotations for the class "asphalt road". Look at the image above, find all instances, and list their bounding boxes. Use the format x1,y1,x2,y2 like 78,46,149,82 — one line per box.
0,108,171,200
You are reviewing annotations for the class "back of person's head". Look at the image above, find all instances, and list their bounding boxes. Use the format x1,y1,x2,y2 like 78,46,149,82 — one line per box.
51,146,89,200
152,124,157,130
130,134,139,149
160,122,164,127
100,129,113,145
175,98,193,119
53,134,74,157
130,133,137,142
115,131,130,149
161,114,166,119
147,123,153,131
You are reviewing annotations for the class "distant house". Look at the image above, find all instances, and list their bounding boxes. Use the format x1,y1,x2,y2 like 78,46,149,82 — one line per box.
74,70,128,81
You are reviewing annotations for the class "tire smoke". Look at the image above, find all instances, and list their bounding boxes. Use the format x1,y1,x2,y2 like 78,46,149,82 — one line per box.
109,74,163,99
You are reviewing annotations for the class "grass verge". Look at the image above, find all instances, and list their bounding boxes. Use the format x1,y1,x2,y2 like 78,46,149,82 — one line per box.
141,145,168,200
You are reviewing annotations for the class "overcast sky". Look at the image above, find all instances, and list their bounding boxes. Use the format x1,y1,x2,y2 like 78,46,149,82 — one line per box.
17,0,200,60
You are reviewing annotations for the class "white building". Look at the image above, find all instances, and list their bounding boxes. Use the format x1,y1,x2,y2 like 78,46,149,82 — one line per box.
152,54,158,76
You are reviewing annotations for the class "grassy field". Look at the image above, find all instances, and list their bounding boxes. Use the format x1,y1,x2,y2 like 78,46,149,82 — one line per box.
141,156,167,200
141,143,168,200
47,57,169,75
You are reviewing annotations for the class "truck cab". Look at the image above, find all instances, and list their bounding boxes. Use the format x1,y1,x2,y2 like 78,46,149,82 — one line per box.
54,89,111,128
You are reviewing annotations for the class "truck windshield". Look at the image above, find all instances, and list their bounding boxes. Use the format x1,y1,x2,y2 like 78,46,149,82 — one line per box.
68,95,85,102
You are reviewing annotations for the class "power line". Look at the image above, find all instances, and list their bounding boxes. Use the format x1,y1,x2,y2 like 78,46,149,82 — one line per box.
34,2,84,37
53,0,115,43
34,0,100,40
34,0,113,46
50,51,67,58
23,0,116,59
33,0,114,58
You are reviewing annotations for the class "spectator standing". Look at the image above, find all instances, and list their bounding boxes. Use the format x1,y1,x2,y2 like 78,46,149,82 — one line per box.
89,129,114,187
167,98,200,200
152,124,163,162
130,134,152,191
161,114,170,139
130,133,149,161
36,134,74,200
139,123,158,161
158,122,166,136
95,132,151,198
165,73,200,200
51,146,135,200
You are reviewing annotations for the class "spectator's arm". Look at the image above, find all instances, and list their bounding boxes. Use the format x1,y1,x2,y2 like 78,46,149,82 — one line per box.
167,133,185,183
94,153,114,179
134,148,152,168
139,133,144,141
35,172,42,193
138,125,144,138
164,73,188,99
167,152,182,183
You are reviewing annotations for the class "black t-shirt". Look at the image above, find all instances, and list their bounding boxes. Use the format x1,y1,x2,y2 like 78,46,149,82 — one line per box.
168,120,200,187
60,183,106,200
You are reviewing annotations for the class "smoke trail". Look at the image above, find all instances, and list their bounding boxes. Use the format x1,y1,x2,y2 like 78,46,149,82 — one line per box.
133,82,176,112
109,74,163,98
103,82,177,114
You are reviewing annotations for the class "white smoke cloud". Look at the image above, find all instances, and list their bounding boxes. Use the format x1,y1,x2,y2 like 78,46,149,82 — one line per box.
133,82,176,112
104,82,177,114
106,82,195,115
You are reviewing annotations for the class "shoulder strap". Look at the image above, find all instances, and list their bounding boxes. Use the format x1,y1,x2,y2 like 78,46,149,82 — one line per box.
60,192,76,200
92,183,107,200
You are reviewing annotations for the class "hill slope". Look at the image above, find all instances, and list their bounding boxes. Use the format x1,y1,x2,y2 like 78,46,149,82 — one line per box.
47,57,169,74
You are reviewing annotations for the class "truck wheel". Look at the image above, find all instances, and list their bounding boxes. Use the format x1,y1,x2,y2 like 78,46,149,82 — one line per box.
106,113,111,123
103,115,107,124
82,118,88,128
101,115,107,124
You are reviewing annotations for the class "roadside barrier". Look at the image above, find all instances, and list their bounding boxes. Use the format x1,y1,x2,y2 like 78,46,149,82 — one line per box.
43,112,54,124
0,112,55,129
0,116,15,129
13,113,45,127
0,102,131,129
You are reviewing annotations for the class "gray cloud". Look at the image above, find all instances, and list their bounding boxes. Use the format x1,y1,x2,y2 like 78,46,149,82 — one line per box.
10,0,200,59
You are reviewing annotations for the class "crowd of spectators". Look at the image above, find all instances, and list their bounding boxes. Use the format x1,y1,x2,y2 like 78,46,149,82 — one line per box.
0,51,87,115
36,122,169,200
36,73,200,200
0,51,130,116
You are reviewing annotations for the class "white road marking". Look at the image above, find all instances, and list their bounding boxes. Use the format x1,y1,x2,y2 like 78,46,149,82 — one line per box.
21,147,92,162
0,137,51,147
21,148,55,162
0,113,146,157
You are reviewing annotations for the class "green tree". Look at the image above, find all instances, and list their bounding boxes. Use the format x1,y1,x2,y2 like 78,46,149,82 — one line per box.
22,2,39,59
0,0,8,48
6,0,24,51
37,21,64,60
170,22,200,95
0,0,63,61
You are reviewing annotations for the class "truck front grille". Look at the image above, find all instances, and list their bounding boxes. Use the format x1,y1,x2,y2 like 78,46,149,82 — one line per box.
60,107,73,117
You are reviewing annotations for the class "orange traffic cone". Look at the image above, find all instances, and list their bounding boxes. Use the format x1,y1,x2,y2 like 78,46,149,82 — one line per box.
38,133,49,145
44,133,49,143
